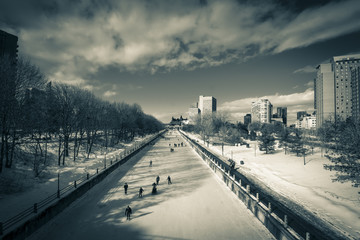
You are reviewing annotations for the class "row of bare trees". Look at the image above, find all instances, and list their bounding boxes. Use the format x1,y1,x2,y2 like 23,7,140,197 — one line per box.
183,112,359,186
0,55,163,175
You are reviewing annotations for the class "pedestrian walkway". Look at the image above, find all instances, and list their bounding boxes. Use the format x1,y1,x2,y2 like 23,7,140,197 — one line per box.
29,130,274,240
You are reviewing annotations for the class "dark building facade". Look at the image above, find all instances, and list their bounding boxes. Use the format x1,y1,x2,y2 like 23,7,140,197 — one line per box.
276,107,287,125
0,29,18,58
297,111,308,120
244,113,251,126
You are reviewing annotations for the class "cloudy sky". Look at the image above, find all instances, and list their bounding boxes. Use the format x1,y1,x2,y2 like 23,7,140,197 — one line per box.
1,0,360,124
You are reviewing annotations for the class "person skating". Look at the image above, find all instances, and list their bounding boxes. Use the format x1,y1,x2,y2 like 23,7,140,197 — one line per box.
124,183,128,194
156,175,160,185
125,205,132,220
139,187,144,197
152,182,157,194
167,176,172,184
149,160,152,167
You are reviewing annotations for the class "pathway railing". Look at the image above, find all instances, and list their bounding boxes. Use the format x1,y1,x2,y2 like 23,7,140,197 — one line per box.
180,130,351,240
0,130,165,237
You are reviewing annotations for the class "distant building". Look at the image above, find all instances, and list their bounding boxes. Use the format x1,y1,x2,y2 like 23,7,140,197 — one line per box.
295,115,316,129
188,107,200,124
243,113,251,126
198,95,216,116
169,116,188,126
315,54,360,127
297,111,308,120
276,107,287,125
251,99,272,123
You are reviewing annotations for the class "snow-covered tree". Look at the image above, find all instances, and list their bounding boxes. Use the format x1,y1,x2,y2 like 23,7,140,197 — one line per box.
324,119,360,187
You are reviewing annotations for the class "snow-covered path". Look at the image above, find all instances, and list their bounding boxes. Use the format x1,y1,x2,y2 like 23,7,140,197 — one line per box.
28,131,274,240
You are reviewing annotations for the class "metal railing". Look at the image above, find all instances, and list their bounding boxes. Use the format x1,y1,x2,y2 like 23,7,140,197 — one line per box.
0,131,164,236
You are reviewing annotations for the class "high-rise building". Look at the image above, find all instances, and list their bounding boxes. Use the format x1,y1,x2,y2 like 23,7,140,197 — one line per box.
251,99,272,123
277,107,287,125
198,95,216,115
315,63,335,127
333,54,360,121
243,114,251,126
315,54,360,127
0,29,18,58
351,66,360,121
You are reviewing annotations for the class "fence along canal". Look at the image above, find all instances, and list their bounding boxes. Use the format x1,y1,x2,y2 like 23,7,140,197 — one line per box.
180,130,351,240
1,130,165,240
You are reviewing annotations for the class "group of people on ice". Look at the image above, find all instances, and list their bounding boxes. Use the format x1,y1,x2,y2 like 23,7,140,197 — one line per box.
123,175,172,220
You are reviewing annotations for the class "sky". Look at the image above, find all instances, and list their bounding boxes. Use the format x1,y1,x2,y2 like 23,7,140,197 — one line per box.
1,0,360,124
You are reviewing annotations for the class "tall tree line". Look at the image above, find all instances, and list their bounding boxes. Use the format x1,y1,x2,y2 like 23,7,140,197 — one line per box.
0,55,163,174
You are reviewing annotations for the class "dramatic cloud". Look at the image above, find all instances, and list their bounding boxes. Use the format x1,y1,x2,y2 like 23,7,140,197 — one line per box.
1,0,360,87
219,88,315,124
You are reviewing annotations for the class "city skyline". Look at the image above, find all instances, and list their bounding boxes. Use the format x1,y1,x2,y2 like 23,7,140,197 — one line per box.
1,0,360,124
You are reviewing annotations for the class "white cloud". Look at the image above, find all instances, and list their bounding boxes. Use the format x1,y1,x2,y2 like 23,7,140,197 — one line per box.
104,90,117,97
293,65,316,74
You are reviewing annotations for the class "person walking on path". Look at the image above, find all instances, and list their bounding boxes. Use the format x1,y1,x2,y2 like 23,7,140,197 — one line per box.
139,187,144,197
167,176,172,184
125,205,132,220
156,175,160,185
124,183,128,194
149,160,152,167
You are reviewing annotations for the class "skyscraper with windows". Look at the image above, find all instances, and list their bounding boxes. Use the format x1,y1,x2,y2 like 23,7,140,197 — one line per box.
315,54,360,127
251,99,272,123
333,54,360,121
352,66,360,121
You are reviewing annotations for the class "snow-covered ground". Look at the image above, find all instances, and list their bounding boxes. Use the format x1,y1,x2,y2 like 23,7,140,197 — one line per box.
28,130,275,240
0,135,153,225
184,132,360,239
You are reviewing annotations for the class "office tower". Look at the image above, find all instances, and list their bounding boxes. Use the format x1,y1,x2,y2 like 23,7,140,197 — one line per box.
198,95,216,115
251,99,272,123
315,62,335,128
333,54,360,121
244,114,251,126
315,54,360,128
277,107,287,125
0,29,18,58
352,66,360,121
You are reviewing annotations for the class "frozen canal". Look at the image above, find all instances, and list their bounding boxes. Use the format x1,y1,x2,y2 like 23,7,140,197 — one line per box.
29,130,274,240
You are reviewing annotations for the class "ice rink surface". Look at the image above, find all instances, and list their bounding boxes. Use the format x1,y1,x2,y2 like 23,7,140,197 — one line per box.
29,130,274,240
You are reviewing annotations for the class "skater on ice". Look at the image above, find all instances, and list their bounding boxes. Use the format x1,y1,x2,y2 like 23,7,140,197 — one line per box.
125,205,132,220
149,160,152,167
167,176,172,184
156,175,160,185
152,182,157,194
139,187,144,197
124,183,128,194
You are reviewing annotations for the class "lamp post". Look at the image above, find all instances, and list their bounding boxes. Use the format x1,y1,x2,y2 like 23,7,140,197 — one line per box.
57,171,60,198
